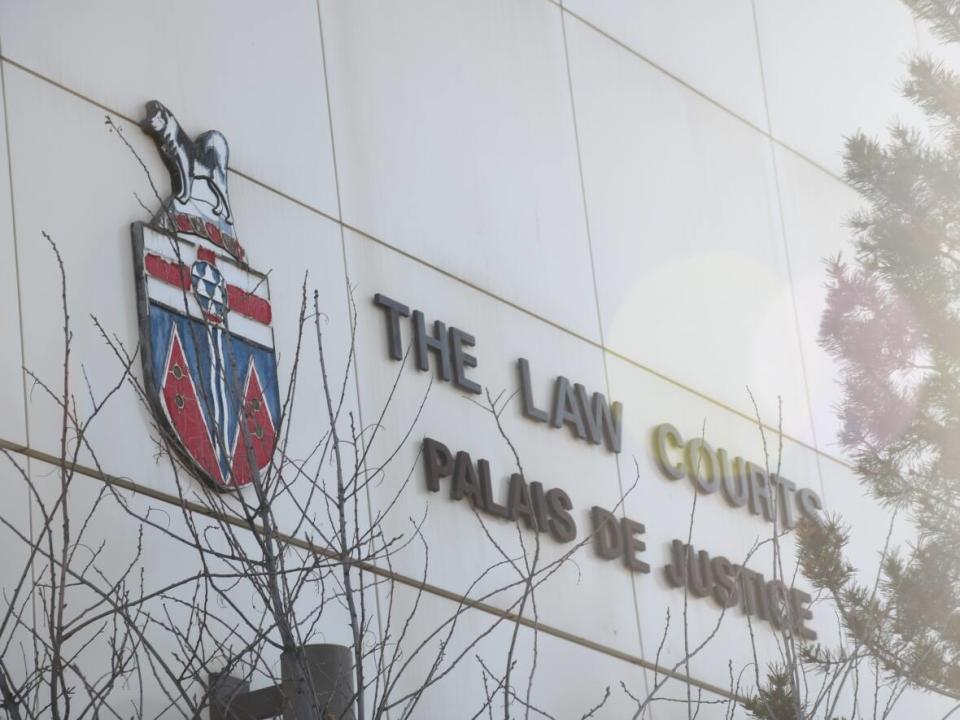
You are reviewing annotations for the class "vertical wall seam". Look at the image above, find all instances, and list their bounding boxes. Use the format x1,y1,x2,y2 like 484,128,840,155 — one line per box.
556,8,606,352
0,54,38,669
749,2,827,499
0,64,31,459
557,3,653,710
313,4,391,715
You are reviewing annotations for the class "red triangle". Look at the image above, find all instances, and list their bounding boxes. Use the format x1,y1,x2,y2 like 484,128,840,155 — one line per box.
228,362,278,487
161,329,224,485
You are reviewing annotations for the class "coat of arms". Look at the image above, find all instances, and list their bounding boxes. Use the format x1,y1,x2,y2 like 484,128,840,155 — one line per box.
132,100,279,490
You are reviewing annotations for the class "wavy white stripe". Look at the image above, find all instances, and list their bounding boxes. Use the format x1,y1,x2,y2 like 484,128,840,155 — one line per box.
141,225,270,301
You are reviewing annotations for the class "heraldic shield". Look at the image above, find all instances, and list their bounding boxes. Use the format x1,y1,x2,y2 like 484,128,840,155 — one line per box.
132,100,279,490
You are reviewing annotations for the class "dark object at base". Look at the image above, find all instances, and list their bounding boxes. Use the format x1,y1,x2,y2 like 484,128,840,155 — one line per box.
209,644,354,720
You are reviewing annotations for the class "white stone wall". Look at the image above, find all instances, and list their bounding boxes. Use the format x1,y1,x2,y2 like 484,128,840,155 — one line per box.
0,1,953,717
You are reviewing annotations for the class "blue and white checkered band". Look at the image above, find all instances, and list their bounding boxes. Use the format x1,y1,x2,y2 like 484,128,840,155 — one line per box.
191,260,228,322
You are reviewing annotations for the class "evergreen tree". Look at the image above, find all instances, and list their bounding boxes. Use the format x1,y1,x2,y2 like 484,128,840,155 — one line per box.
799,0,960,701
744,666,848,720
744,666,806,720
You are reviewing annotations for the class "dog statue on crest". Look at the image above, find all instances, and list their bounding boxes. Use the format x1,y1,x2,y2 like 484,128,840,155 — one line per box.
140,99,233,225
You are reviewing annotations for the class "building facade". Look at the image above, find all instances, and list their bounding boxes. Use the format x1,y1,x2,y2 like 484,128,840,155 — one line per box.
0,1,955,717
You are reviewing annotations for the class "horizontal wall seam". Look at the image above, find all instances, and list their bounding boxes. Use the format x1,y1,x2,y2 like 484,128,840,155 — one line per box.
0,55,856,473
0,49,847,233
556,5,846,185
0,437,747,705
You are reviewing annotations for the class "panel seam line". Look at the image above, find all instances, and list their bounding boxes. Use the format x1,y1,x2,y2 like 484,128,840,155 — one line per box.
557,1,652,704
0,437,749,706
